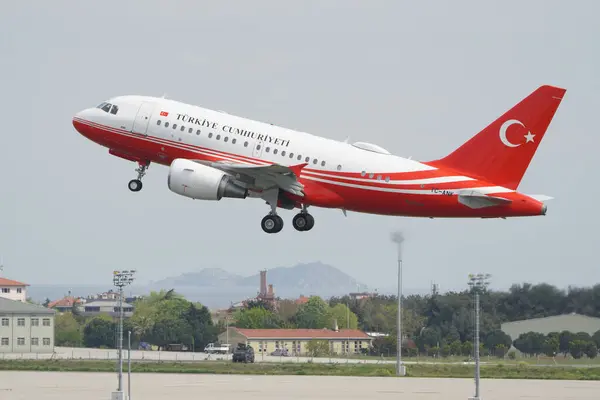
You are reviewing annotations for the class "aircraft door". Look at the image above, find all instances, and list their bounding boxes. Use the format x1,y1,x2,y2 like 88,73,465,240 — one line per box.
252,141,264,158
132,102,155,136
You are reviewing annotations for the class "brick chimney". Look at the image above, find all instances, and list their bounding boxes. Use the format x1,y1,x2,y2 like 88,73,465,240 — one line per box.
259,270,267,296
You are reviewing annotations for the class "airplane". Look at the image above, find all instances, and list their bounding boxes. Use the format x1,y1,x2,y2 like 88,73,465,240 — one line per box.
72,85,566,234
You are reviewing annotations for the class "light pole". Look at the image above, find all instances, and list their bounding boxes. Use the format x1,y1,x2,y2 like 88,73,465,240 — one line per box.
390,231,406,377
468,273,490,400
112,270,135,400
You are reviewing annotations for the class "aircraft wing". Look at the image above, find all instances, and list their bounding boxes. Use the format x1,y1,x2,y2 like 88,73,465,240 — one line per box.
191,160,307,196
457,189,512,209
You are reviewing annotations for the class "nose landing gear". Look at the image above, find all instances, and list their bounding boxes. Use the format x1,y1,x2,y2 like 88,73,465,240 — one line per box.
128,162,149,192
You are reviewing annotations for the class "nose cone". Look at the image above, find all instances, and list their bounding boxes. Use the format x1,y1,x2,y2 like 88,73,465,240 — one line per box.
72,108,95,133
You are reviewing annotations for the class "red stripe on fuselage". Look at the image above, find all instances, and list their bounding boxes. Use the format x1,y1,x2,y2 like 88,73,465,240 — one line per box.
72,118,544,217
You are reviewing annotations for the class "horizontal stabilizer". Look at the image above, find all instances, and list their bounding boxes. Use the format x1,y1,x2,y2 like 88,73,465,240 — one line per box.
458,190,512,209
527,194,554,202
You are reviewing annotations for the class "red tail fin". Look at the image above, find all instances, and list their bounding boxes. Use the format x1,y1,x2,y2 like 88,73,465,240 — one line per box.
426,85,566,190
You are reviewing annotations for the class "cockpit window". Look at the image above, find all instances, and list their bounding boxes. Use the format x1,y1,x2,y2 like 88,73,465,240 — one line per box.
96,102,118,114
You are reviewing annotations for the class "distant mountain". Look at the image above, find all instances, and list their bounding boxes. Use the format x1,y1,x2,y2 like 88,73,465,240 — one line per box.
148,262,369,308
27,262,373,310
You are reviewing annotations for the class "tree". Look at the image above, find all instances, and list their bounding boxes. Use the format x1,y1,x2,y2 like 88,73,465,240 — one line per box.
234,307,283,329
449,340,462,356
569,340,587,359
294,296,330,329
128,289,216,350
513,332,545,355
83,316,115,348
542,336,559,357
592,330,600,349
559,331,574,356
484,330,512,353
584,342,598,359
326,303,358,330
54,312,83,347
461,341,473,357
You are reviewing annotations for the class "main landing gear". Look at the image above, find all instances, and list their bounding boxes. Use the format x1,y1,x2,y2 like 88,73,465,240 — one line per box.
128,162,149,192
260,203,315,234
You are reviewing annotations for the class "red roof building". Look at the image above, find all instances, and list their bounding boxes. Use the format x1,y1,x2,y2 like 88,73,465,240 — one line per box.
0,277,29,303
218,327,372,357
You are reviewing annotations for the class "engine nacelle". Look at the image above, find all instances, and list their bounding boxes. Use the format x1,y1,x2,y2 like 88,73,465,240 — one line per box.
167,158,248,200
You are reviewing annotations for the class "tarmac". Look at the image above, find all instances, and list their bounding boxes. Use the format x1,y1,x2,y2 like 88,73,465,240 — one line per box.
2,371,599,400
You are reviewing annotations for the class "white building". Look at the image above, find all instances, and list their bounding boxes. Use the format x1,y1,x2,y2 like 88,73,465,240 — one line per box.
0,278,28,303
0,297,56,353
80,300,134,318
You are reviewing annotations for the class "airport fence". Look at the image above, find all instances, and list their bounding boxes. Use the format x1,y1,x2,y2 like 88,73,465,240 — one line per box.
0,346,401,365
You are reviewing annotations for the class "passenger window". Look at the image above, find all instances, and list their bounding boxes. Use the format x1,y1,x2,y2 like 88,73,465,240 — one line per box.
305,157,310,162
273,149,278,155
369,173,374,178
281,151,286,157
385,176,390,182
173,124,177,129
337,165,342,171
208,133,213,138
313,159,318,164
321,161,326,167
232,138,237,144
157,120,161,126
289,153,294,158
244,141,248,147
216,134,221,140
196,130,201,135
256,144,261,150
180,126,185,132
224,136,229,142
297,155,302,160
265,147,270,152
361,171,366,177
188,128,193,133
377,175,382,180
165,122,169,128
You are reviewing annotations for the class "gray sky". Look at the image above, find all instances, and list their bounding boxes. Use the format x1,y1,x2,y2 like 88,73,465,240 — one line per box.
1,0,598,294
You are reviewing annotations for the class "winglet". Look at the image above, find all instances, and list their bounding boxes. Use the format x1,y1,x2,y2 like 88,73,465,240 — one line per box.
288,163,308,177
527,194,554,202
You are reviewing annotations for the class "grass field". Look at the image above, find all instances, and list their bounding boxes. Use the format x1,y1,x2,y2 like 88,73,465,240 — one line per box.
354,354,600,366
1,359,599,380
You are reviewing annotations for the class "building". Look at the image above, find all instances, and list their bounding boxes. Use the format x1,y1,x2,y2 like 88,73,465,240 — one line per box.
79,300,134,318
47,296,84,313
0,297,56,353
501,313,600,343
0,277,29,303
218,327,372,356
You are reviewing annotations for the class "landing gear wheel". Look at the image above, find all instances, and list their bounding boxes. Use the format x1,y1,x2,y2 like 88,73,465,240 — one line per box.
305,213,315,231
261,214,284,234
128,179,142,192
293,213,314,231
128,162,149,192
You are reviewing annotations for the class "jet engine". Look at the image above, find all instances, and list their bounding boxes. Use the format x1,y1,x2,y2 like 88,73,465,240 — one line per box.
167,158,248,200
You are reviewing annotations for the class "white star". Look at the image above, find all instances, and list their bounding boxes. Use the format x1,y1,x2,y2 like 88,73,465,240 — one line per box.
524,132,536,143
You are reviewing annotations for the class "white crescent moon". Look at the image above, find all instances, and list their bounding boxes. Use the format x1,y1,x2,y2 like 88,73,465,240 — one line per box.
499,119,523,148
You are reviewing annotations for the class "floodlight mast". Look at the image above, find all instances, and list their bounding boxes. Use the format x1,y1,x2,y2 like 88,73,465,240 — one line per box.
467,273,490,400
112,270,136,399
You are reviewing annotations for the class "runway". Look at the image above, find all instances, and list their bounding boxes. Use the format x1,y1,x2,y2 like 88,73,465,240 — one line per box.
1,371,598,400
